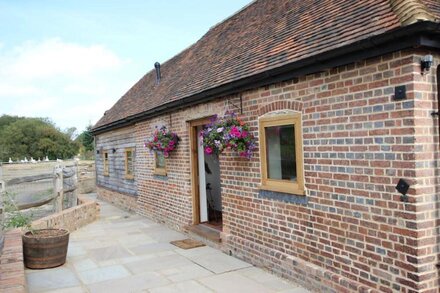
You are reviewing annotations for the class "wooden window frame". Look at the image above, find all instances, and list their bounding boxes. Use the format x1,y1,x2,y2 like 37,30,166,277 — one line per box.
259,113,305,195
103,151,109,176
154,151,167,176
124,148,135,180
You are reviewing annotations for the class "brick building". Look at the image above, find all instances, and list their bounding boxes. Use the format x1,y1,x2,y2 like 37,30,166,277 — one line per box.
92,0,440,292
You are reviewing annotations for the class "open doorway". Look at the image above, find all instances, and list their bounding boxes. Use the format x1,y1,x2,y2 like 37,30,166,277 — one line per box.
190,119,222,231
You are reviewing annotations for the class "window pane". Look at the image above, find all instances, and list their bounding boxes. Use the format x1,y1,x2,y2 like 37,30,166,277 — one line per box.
126,151,133,175
265,124,296,181
156,152,166,169
104,153,108,170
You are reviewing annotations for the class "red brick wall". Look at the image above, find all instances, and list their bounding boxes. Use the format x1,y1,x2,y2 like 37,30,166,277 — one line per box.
0,229,26,293
97,185,137,212
411,50,440,292
128,49,440,292
135,102,226,229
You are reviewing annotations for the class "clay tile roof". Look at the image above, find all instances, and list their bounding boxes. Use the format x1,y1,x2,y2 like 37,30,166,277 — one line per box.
93,0,439,131
420,0,440,19
390,0,437,24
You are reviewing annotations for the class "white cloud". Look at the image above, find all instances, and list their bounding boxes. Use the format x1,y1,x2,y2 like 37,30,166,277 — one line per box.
0,39,135,131
2,39,123,79
0,84,42,96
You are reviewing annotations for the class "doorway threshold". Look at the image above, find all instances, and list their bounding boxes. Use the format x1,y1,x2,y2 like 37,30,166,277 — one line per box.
186,224,222,244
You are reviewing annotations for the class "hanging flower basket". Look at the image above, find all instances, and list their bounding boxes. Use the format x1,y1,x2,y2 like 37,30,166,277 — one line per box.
144,126,180,157
200,112,256,159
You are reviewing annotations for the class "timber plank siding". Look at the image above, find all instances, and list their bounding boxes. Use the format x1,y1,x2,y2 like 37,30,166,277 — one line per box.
95,126,137,196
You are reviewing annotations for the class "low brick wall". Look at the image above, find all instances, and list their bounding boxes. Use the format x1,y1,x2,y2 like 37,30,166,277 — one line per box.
97,185,137,212
0,196,99,293
0,229,26,293
32,196,100,232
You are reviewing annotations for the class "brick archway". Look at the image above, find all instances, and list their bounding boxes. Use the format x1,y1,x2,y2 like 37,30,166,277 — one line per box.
257,100,303,116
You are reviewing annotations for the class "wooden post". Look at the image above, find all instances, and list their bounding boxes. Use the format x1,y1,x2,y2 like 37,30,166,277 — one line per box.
62,165,78,208
1,180,5,248
72,161,78,207
0,180,4,193
53,165,63,212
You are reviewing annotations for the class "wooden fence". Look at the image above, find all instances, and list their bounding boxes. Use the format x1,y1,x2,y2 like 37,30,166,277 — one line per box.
0,164,78,250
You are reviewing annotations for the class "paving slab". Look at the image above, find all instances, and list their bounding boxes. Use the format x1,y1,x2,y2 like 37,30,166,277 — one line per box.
86,271,170,293
45,287,87,293
188,250,252,274
150,280,213,293
26,195,310,292
26,267,81,293
77,264,131,284
88,245,132,262
198,272,276,293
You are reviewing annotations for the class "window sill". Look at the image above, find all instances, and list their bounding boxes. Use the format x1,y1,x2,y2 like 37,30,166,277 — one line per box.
153,169,167,176
258,189,308,205
124,175,134,180
258,184,305,196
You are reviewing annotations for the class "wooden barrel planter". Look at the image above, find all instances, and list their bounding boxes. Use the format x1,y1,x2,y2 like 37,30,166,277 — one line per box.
22,229,70,269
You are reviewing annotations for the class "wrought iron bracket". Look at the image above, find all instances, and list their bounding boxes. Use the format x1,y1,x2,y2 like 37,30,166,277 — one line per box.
227,94,243,114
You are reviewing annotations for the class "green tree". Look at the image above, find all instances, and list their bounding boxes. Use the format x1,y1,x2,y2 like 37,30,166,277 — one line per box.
75,124,95,159
0,117,79,162
0,115,24,130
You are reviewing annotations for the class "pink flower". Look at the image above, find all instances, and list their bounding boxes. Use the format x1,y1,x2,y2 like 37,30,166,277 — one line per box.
169,140,175,146
241,131,248,138
205,146,213,154
230,126,241,138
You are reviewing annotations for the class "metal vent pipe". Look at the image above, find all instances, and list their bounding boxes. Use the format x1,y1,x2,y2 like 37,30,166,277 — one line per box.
154,62,161,84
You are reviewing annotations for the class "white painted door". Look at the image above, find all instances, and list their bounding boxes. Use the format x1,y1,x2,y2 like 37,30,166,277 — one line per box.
197,126,208,222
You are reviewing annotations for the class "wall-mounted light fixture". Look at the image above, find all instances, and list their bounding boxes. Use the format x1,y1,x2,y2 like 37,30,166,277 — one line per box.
396,178,410,202
421,55,433,74
112,148,117,154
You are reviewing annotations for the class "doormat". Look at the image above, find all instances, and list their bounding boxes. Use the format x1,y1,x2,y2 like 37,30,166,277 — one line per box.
170,239,205,249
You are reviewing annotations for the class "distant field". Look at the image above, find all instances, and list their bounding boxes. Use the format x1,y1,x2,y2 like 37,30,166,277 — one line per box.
1,160,92,181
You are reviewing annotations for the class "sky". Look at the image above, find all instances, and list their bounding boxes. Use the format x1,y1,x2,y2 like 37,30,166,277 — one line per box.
0,0,252,134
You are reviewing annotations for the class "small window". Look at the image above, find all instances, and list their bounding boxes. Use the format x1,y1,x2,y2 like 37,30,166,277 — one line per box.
154,151,167,176
103,151,109,176
125,148,135,179
259,113,304,195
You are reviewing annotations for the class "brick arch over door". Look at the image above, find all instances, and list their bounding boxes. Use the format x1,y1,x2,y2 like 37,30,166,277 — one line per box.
257,100,303,116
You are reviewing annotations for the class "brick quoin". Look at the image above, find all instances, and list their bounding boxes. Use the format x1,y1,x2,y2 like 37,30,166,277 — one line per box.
95,49,440,292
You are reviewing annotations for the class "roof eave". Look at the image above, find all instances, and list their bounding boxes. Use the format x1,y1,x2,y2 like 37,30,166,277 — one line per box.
92,21,440,135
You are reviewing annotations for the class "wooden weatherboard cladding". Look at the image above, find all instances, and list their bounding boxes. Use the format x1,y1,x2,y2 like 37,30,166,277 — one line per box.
95,126,137,196
103,151,109,176
259,113,305,195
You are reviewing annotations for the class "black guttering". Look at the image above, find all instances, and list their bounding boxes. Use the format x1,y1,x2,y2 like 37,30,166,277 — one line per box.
92,21,440,135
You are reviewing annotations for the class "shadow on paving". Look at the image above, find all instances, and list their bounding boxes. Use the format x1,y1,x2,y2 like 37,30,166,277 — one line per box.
25,194,310,293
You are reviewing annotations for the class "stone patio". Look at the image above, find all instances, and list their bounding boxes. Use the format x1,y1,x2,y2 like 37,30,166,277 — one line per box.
25,196,310,293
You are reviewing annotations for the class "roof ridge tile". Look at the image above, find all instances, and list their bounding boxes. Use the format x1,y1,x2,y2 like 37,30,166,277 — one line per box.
389,0,436,25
